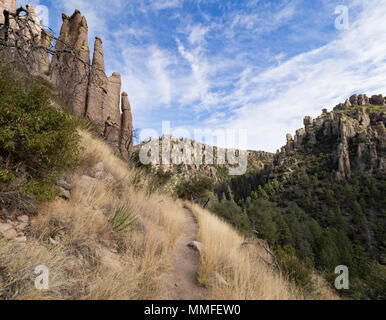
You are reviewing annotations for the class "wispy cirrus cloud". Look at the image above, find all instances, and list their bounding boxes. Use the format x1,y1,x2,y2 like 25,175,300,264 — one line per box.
20,0,386,152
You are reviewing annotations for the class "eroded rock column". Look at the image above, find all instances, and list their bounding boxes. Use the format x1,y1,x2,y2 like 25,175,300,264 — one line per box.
120,92,134,159
86,37,108,131
50,10,90,118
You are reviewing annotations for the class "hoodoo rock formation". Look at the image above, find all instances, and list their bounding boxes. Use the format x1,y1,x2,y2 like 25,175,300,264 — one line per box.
0,5,134,159
86,37,108,131
120,92,134,160
281,94,386,180
50,10,90,118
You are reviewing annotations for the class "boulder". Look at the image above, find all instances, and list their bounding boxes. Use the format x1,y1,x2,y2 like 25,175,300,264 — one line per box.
16,222,28,232
58,187,71,200
0,223,17,240
370,94,385,106
349,94,358,106
17,215,29,224
57,178,74,191
358,94,369,105
187,241,202,253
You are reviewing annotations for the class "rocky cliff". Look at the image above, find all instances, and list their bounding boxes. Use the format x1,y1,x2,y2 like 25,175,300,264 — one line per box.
281,94,385,180
0,4,134,159
134,135,274,186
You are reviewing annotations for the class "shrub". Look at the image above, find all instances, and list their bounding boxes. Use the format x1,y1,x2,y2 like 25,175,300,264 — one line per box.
210,198,251,234
0,62,80,206
175,174,214,203
276,245,313,290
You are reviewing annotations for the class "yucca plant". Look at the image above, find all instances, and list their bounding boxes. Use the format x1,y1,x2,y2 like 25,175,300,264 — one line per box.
109,207,137,232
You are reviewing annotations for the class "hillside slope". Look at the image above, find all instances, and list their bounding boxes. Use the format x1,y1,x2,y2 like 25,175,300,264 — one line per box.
214,98,386,299
1,129,335,300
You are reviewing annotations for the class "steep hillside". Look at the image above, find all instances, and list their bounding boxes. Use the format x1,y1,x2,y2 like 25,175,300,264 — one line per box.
214,97,386,299
0,64,340,300
0,126,313,300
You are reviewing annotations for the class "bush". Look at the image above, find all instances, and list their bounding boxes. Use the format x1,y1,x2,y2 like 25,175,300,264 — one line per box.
210,198,251,234
276,245,313,290
0,63,80,206
175,174,214,203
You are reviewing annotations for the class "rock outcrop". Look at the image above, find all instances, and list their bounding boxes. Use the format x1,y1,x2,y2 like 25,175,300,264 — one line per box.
370,94,385,106
280,95,386,180
0,0,16,24
104,72,122,151
0,7,134,159
86,37,108,131
50,10,90,118
120,92,134,159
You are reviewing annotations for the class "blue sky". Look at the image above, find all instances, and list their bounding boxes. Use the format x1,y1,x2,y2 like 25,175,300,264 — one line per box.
18,0,386,152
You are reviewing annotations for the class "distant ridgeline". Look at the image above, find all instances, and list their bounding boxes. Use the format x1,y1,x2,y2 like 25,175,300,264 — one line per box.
133,135,275,183
0,2,134,159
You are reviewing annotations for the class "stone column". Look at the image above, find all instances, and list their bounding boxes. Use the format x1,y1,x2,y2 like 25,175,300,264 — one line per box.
50,10,90,118
120,92,134,159
86,37,108,132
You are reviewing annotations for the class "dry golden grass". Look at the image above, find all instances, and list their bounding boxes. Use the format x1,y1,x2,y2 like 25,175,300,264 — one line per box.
185,202,300,300
0,129,338,300
0,129,186,300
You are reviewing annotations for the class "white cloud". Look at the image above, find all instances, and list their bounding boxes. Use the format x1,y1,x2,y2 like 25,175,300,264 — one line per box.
44,0,386,153
216,0,386,152
151,0,182,11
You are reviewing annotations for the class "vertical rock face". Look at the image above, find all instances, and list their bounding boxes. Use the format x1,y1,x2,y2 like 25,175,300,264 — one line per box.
50,10,90,118
103,73,122,151
24,5,42,40
294,128,306,148
285,133,294,152
336,141,351,180
120,92,134,159
304,116,316,143
280,94,386,180
105,72,122,124
86,37,108,131
0,0,16,24
29,28,52,77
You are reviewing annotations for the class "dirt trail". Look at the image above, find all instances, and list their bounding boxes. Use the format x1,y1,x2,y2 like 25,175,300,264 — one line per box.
161,208,207,300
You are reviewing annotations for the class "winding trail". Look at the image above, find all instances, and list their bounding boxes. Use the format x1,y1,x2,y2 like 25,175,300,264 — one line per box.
161,208,207,300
